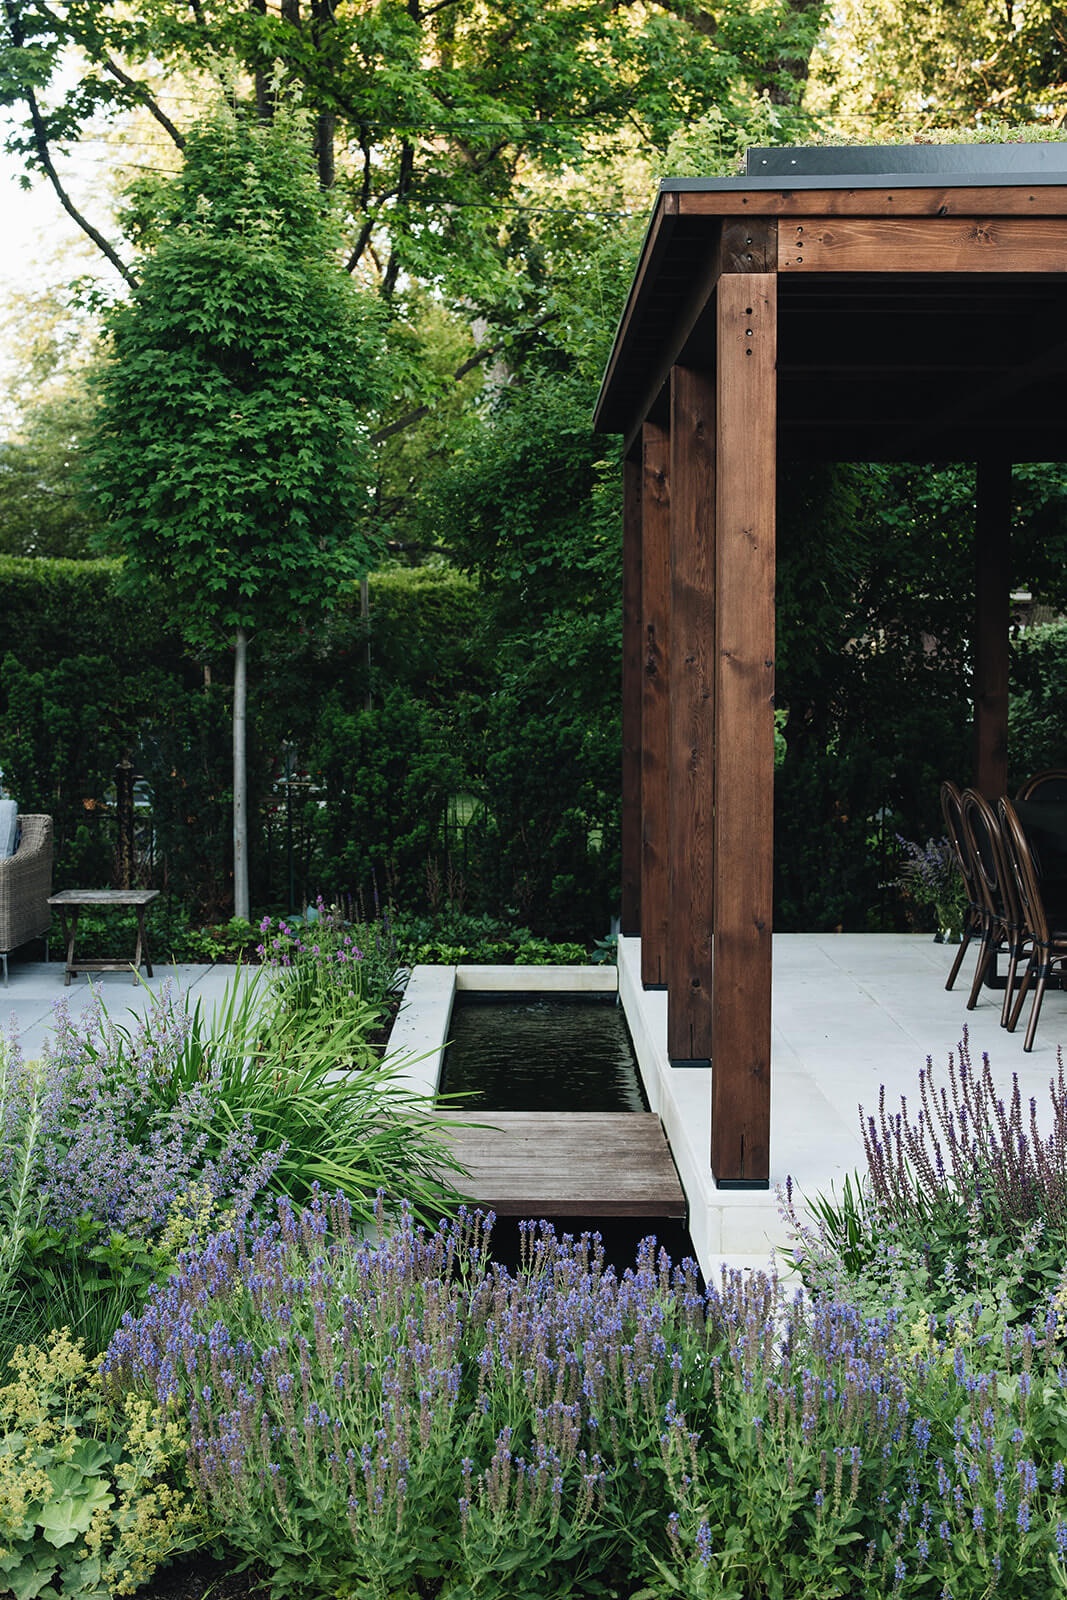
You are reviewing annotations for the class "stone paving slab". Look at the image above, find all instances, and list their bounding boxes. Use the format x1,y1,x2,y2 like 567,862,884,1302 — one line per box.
1,959,249,1058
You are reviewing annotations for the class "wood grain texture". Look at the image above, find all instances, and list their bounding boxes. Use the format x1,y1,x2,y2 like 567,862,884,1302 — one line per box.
621,455,643,935
719,218,776,273
974,459,1011,801
779,216,1067,272
48,889,160,906
441,1112,686,1217
641,421,671,987
680,186,1067,219
667,366,715,1063
711,273,776,1187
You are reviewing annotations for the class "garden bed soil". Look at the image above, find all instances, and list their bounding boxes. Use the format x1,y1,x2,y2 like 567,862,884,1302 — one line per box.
138,1554,267,1600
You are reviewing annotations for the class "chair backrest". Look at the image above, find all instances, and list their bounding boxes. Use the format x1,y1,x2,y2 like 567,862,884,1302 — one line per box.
960,788,1017,927
1016,769,1067,805
999,797,1050,946
15,815,53,858
940,780,979,904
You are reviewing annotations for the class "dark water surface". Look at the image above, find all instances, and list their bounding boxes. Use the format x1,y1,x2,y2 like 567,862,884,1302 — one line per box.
438,993,647,1112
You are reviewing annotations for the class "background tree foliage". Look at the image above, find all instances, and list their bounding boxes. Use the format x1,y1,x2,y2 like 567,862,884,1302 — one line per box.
3,0,1067,935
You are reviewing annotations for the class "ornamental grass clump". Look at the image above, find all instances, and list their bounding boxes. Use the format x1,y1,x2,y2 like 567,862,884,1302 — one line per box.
104,1192,1067,1599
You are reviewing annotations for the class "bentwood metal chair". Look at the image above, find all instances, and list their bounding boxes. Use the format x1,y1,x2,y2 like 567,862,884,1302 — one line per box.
959,788,1023,1022
999,797,1067,1051
1016,770,1067,805
940,780,984,992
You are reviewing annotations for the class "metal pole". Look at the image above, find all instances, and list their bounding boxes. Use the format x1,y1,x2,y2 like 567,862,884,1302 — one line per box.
115,758,134,888
285,743,295,914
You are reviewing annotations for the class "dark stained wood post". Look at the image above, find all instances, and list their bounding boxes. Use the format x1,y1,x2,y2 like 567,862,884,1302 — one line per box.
667,366,715,1063
641,420,671,987
711,237,776,1188
621,452,643,936
974,457,1011,800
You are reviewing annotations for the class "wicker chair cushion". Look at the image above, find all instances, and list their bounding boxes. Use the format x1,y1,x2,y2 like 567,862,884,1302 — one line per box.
0,801,17,860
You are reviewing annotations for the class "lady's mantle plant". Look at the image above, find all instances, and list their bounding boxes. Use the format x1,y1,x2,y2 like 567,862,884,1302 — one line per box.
107,1192,1067,1599
0,1328,203,1600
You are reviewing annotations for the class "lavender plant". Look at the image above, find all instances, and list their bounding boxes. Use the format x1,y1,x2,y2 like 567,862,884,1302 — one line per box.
105,1194,1067,1599
895,835,967,936
0,992,284,1360
785,1037,1067,1329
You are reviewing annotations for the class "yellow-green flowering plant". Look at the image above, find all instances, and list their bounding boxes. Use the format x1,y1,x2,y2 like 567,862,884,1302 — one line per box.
0,1328,206,1600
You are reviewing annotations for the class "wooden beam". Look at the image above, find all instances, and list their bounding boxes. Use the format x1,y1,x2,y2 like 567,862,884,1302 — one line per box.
594,193,679,433
621,453,643,935
974,458,1011,800
779,216,1067,273
678,185,1067,219
667,366,715,1065
641,420,671,987
620,220,775,459
712,272,776,1188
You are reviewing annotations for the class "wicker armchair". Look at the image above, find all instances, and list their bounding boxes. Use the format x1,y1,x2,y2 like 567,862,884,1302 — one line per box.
0,814,53,985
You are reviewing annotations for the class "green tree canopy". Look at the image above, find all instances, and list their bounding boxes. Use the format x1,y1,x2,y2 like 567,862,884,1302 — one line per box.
89,103,389,637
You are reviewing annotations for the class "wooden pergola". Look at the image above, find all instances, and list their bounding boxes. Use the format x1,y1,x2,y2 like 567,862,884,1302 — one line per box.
593,143,1067,1189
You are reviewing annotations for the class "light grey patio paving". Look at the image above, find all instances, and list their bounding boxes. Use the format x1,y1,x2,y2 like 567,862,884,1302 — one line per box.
1,958,249,1058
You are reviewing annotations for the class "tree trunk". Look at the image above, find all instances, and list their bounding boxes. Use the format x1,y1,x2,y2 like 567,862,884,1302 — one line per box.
233,626,250,920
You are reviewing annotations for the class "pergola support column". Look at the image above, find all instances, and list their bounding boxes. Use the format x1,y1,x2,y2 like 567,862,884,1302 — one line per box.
621,452,643,935
974,457,1011,801
711,267,776,1189
640,420,671,988
667,366,715,1064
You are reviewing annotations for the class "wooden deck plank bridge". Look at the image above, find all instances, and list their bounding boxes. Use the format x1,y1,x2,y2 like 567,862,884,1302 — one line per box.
441,1111,686,1218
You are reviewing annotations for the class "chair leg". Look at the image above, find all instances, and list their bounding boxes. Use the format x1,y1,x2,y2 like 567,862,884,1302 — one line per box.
1,952,6,988
967,925,997,1010
1006,956,1033,1033
945,920,975,991
1024,970,1050,1053
1001,937,1027,1028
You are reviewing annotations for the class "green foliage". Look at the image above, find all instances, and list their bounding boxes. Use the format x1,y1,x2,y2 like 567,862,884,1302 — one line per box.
0,388,100,560
0,1329,204,1600
1010,621,1067,782
89,105,390,645
307,687,466,910
0,0,821,310
0,557,176,670
114,969,465,1220
391,912,590,966
420,369,623,937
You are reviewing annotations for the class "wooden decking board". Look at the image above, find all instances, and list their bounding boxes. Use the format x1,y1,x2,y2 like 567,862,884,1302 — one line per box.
441,1112,687,1218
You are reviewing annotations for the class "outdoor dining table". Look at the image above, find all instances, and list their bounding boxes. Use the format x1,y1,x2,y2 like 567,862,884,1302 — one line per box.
47,887,159,985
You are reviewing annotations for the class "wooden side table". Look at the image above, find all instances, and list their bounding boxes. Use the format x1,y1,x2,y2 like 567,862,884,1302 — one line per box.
47,889,160,985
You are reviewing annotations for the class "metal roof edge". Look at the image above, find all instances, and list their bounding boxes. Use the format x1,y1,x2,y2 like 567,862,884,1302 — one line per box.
659,169,1067,193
